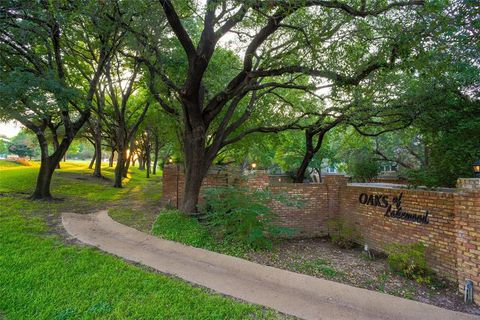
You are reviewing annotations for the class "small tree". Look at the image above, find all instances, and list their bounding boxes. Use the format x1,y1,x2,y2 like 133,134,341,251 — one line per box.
8,143,34,159
348,149,380,182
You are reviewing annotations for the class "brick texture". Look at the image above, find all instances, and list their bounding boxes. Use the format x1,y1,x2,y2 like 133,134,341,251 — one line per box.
338,186,457,280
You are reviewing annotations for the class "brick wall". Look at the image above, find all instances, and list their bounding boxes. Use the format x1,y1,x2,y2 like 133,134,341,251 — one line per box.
162,165,480,303
338,185,457,280
268,183,330,237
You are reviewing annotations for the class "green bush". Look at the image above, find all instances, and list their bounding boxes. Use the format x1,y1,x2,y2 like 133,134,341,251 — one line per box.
200,186,296,250
386,242,432,283
347,149,380,182
151,210,250,257
327,218,361,249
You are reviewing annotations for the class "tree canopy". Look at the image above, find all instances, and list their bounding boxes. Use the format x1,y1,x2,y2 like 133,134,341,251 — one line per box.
0,0,478,205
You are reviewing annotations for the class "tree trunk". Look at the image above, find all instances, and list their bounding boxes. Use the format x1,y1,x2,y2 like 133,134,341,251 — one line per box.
424,144,430,168
294,130,325,183
153,135,160,175
123,149,131,178
146,145,151,178
50,129,61,169
181,161,207,213
180,129,209,213
123,139,135,178
109,149,115,167
152,153,158,175
315,167,322,183
113,148,126,188
30,133,68,200
88,152,96,169
294,152,314,183
31,158,56,200
123,156,130,178
92,130,102,178
294,131,315,183
139,157,145,170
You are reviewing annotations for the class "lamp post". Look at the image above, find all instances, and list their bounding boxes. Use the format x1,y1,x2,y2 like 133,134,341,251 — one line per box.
473,160,480,178
251,162,257,170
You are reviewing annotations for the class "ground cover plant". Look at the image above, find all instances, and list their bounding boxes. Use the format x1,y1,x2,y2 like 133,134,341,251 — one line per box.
0,161,286,320
387,242,433,284
289,258,341,280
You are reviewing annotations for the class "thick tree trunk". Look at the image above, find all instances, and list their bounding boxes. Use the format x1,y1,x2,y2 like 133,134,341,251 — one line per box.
31,159,56,200
113,148,126,188
88,153,96,169
294,151,314,183
294,130,325,183
180,129,209,213
30,133,68,200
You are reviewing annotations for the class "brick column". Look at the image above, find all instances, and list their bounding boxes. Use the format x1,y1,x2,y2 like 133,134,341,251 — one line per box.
161,164,182,208
324,174,348,218
455,178,480,304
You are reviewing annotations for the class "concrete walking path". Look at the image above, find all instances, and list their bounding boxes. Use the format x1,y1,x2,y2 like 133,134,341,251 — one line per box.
62,211,479,320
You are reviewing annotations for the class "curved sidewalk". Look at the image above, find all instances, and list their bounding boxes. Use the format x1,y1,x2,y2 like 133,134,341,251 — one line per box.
62,211,479,320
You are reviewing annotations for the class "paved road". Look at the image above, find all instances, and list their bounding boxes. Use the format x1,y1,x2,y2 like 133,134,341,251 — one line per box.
62,211,479,320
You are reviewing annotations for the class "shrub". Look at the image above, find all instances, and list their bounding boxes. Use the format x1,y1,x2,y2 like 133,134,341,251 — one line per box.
200,186,296,250
151,210,249,257
386,242,432,283
8,143,34,159
327,218,361,249
347,149,380,182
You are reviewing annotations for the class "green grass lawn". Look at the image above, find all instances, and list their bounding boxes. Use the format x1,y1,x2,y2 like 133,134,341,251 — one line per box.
0,160,283,319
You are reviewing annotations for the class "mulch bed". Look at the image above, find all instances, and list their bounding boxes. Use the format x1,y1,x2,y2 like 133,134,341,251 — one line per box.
247,238,480,316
